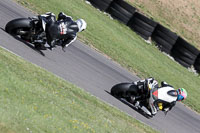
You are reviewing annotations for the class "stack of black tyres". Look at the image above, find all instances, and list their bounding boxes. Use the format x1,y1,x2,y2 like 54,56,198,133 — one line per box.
127,12,157,40
88,0,200,72
170,37,200,68
151,24,178,54
88,0,114,12
106,0,136,25
194,55,200,72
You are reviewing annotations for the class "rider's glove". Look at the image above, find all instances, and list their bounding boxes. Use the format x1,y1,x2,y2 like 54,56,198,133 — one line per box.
164,108,169,112
58,12,64,20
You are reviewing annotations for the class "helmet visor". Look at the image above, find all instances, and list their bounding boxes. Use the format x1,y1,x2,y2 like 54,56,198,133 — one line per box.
177,94,184,101
177,88,187,101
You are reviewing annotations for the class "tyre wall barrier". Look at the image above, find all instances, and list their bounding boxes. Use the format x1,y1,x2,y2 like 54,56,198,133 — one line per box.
107,0,136,25
151,24,178,54
87,0,200,72
170,37,200,68
88,0,114,12
128,12,158,40
194,54,200,72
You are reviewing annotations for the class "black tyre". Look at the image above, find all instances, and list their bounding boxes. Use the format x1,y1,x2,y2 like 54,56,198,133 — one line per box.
172,45,197,59
173,45,197,59
175,37,200,56
114,0,136,14
111,83,138,98
194,64,200,68
173,57,191,68
152,35,174,50
195,61,200,66
5,18,31,35
89,0,112,11
195,56,200,64
171,46,197,66
128,12,157,39
194,56,200,66
154,42,172,54
151,24,178,54
107,0,136,25
131,17,155,32
153,30,177,44
110,3,133,18
159,47,171,54
129,12,157,27
154,24,178,40
194,64,200,72
131,24,152,40
101,0,113,4
171,52,195,65
108,7,131,24
155,43,172,54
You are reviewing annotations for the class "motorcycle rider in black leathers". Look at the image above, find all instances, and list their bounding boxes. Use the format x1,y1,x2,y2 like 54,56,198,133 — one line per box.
129,78,187,116
36,12,87,50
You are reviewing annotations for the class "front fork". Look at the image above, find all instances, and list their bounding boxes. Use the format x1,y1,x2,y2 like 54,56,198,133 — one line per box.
148,89,158,115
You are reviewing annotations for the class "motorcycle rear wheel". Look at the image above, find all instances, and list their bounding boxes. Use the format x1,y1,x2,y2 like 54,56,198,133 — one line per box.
111,83,138,98
5,18,32,35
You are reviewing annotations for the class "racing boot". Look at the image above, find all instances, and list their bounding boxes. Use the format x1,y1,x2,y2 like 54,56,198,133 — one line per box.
49,40,56,50
128,96,140,108
35,43,46,50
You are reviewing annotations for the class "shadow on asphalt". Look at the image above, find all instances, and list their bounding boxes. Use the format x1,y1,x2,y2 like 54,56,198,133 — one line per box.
105,90,152,119
0,27,45,56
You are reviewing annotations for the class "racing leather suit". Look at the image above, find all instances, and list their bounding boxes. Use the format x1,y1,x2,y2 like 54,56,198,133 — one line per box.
135,78,177,116
41,12,78,49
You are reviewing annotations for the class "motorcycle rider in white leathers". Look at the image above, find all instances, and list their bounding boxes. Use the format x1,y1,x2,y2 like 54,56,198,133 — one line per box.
130,78,187,116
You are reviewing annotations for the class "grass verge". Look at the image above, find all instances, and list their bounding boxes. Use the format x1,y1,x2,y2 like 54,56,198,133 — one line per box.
126,0,200,49
0,47,157,132
16,0,200,113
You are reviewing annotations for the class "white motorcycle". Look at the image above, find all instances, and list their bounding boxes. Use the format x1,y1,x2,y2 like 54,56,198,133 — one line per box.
111,79,176,118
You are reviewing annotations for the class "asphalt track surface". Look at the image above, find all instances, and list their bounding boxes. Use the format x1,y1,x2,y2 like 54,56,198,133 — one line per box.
0,0,200,132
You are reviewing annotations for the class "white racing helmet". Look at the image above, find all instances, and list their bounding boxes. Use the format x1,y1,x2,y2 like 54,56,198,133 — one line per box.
76,19,87,32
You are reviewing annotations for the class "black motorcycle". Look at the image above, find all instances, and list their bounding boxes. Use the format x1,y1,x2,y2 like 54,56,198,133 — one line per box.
5,15,60,50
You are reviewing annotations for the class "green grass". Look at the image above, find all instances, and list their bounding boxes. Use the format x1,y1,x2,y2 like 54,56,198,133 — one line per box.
16,0,200,113
126,0,200,49
0,47,157,132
